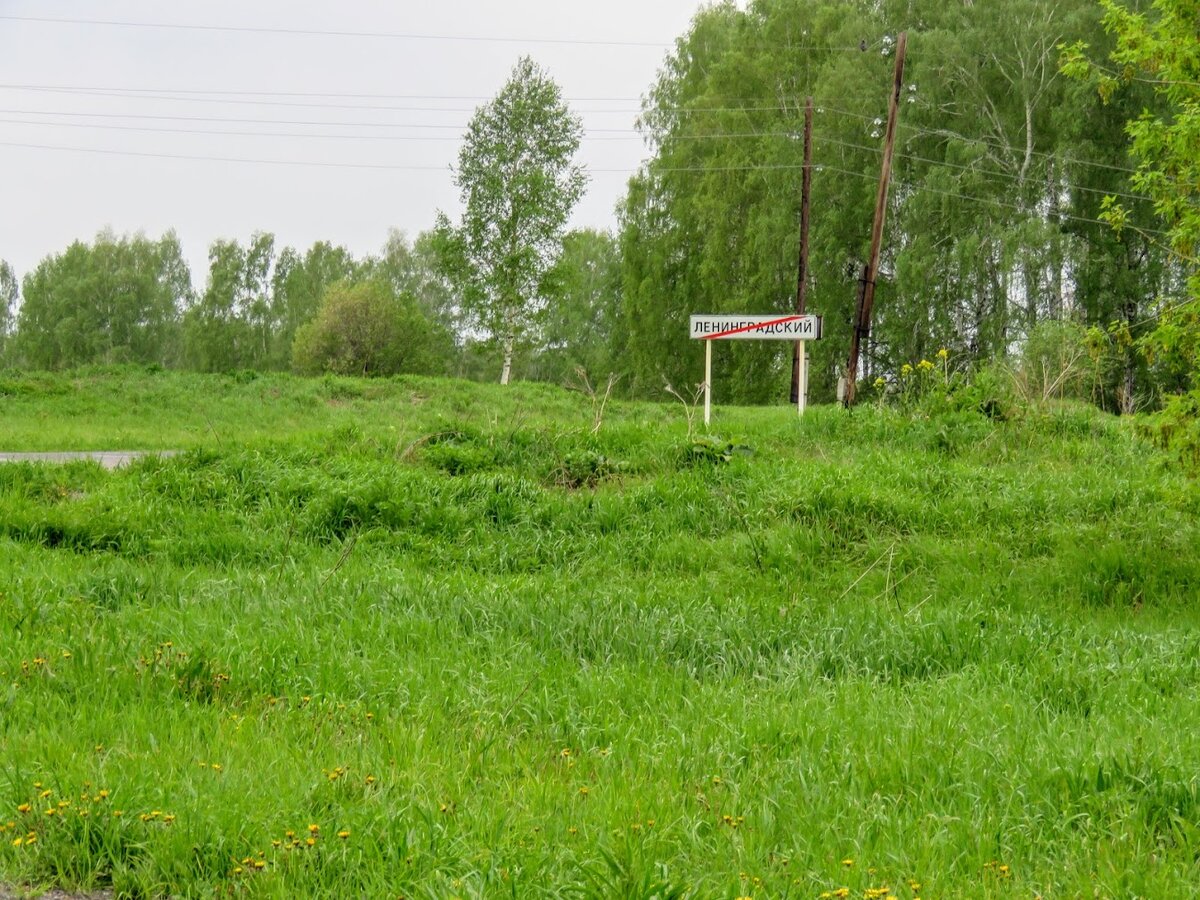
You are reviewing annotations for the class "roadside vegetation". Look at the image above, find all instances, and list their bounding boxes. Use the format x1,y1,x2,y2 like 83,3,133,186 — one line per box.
2,369,1199,898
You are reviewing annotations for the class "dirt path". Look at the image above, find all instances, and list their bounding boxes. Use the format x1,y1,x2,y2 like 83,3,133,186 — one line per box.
0,452,178,470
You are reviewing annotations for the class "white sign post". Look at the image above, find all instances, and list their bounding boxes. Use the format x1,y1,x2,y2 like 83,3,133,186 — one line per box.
688,313,823,425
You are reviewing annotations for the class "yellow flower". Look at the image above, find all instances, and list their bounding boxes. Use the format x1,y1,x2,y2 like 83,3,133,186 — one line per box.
917,358,934,371
16,804,30,814
578,786,589,797
900,363,913,377
305,837,316,847
308,824,319,834
937,347,949,360
337,830,350,840
11,837,21,847
842,858,854,867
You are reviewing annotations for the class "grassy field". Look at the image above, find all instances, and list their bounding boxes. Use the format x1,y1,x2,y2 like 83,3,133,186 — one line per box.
1,368,1199,899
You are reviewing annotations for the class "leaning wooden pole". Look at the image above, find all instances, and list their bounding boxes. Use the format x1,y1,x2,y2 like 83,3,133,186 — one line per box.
844,31,907,407
790,96,814,409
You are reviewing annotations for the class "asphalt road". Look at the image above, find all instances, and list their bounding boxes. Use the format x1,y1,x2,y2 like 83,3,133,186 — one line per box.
0,451,178,469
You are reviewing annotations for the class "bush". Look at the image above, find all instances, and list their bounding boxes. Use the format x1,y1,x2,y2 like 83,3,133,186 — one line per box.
291,281,448,377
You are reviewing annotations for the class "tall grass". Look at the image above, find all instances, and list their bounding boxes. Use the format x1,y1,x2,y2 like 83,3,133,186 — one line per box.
1,369,1199,897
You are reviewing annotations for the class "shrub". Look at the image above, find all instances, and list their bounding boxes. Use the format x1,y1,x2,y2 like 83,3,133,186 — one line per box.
291,281,447,377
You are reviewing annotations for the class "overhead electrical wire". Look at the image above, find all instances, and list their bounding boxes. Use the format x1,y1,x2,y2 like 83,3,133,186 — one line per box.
0,105,1155,208
0,14,674,48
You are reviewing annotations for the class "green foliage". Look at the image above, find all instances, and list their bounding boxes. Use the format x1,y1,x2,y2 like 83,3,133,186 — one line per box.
290,281,447,377
182,233,277,372
271,241,363,368
621,0,1177,404
1062,0,1200,452
436,56,586,384
0,259,16,364
529,228,623,386
14,231,188,369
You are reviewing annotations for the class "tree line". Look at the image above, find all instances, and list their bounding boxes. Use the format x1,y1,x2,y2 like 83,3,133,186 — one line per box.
0,225,620,385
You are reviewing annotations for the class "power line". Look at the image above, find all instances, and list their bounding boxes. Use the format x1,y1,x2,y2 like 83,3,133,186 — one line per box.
814,134,1156,206
0,15,870,54
0,85,643,115
0,106,1162,207
0,140,456,171
0,83,647,103
0,117,647,142
813,102,1146,178
0,14,672,48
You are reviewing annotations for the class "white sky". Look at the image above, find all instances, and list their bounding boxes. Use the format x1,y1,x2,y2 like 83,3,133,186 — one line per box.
0,1,709,286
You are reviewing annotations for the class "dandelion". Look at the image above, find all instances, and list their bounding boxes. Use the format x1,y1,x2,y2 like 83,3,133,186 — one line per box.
364,775,376,785
578,787,589,797
305,837,317,847
97,790,110,799
308,824,319,835
16,804,30,814
38,790,51,799
842,858,854,867
560,748,571,758
937,347,948,360
11,837,21,847
337,830,350,840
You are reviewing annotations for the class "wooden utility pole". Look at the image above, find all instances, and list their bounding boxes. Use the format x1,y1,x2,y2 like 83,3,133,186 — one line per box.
844,31,907,407
790,96,814,412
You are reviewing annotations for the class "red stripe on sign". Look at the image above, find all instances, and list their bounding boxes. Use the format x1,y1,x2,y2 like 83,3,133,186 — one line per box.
704,314,805,340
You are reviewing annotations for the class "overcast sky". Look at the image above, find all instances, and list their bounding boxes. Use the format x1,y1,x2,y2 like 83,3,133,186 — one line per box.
0,0,710,285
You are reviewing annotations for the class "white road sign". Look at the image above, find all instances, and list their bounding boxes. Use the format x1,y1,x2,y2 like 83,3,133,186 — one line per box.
689,314,823,341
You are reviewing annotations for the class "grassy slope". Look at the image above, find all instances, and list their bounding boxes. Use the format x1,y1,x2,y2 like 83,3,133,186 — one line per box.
1,369,1199,898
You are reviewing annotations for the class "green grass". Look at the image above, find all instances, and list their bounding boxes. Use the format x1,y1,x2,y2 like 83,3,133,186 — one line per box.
1,368,1199,898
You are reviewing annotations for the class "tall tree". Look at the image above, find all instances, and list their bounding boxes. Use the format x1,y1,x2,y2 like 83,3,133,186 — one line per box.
435,56,586,384
531,228,622,385
0,260,17,362
620,0,1174,403
183,233,277,372
271,241,361,367
15,231,188,369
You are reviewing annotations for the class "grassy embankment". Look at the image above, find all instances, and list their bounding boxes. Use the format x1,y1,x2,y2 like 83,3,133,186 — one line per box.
1,368,1199,898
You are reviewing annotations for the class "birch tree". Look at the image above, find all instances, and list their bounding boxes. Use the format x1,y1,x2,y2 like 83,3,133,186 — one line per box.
436,56,586,384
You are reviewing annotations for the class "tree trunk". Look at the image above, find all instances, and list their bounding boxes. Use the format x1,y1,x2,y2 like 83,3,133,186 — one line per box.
500,331,514,385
